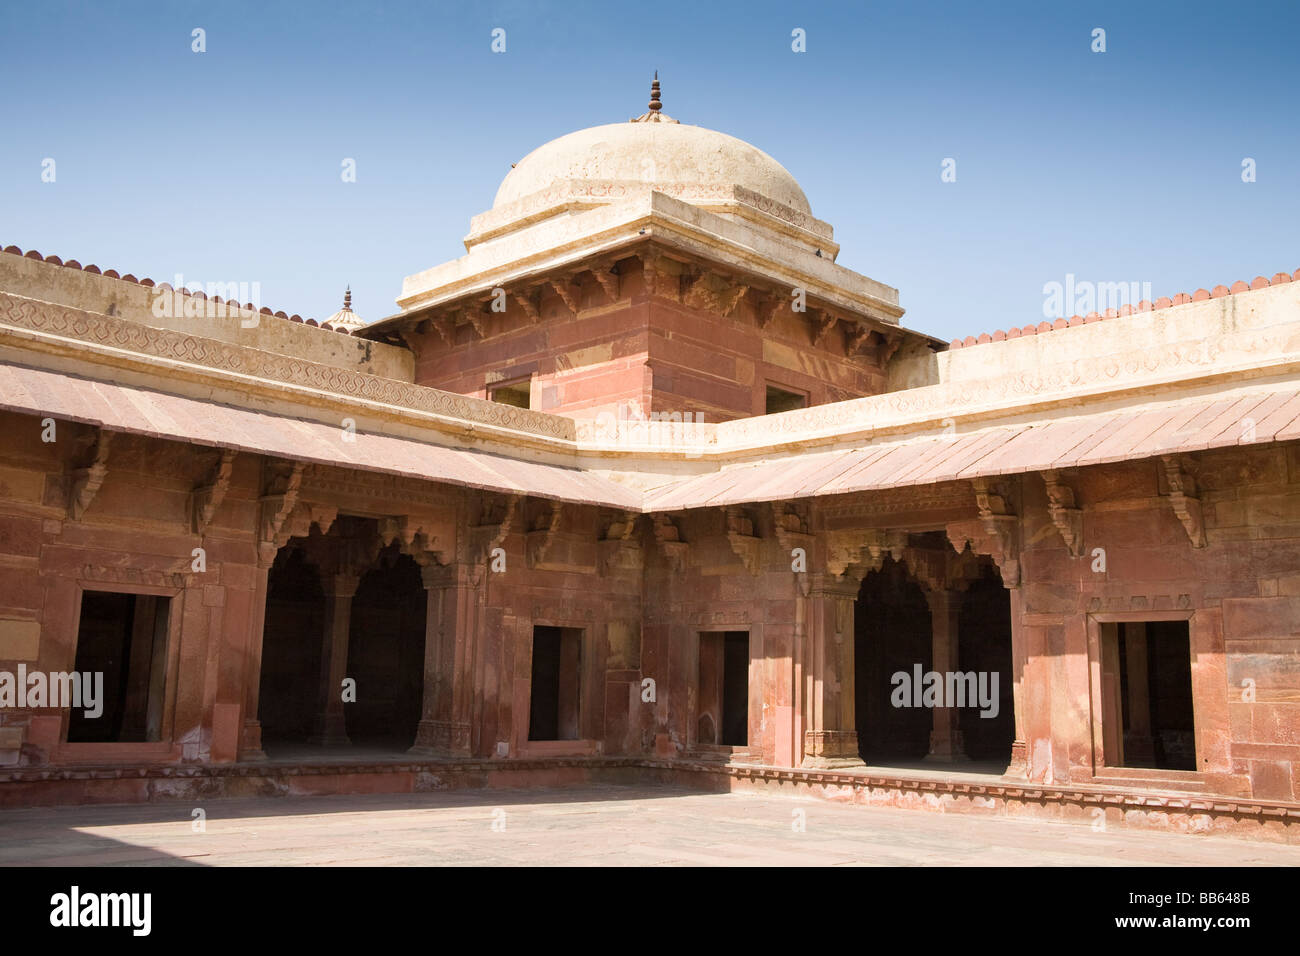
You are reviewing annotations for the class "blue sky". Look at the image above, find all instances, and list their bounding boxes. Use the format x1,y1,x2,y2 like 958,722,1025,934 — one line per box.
1,0,1296,342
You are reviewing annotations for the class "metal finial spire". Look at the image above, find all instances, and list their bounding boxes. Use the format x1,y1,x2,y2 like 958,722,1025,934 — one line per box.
630,72,678,123
343,286,352,310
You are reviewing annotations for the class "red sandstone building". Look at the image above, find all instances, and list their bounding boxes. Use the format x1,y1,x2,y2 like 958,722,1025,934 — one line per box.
0,83,1297,840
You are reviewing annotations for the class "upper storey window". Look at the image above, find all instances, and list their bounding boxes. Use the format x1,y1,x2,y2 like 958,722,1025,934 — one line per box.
490,377,531,409
765,384,807,415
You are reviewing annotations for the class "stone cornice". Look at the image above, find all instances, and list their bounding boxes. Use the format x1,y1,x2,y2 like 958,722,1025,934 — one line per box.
388,192,899,325
4,285,1300,513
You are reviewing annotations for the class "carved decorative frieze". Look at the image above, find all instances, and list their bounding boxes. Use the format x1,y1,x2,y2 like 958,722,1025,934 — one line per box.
0,293,574,439
1160,455,1207,549
1042,469,1084,557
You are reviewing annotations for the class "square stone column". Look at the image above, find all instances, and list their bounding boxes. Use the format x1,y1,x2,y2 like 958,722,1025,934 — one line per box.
924,588,968,762
409,562,476,757
308,572,359,747
801,574,865,769
237,563,271,761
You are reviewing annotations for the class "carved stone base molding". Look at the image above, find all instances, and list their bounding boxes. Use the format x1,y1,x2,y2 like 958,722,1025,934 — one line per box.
409,718,472,757
801,730,865,769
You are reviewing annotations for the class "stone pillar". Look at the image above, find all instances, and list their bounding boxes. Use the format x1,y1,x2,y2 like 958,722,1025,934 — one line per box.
1122,622,1155,764
409,562,475,757
238,563,271,761
308,572,359,747
924,588,968,761
1004,587,1029,777
801,574,865,769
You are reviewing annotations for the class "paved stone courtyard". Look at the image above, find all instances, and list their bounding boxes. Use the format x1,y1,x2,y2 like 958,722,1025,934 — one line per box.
1,785,1297,866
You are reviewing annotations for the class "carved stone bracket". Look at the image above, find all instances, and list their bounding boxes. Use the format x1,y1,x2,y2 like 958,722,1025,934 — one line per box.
191,449,236,535
68,427,113,521
653,513,688,571
683,272,749,316
845,324,873,356
637,251,680,302
771,501,814,555
947,478,1020,587
469,494,518,574
526,501,565,569
1160,455,1207,549
258,460,335,565
724,506,762,575
1042,469,1084,557
464,305,488,340
754,291,783,331
599,511,642,574
512,289,541,323
825,528,906,579
549,277,582,314
812,310,839,349
379,513,454,567
589,258,621,301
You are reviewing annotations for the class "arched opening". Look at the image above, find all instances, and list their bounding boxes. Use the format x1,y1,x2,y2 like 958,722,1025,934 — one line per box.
854,547,1016,774
345,548,426,749
855,556,933,763
259,546,326,747
257,520,428,758
956,565,1015,768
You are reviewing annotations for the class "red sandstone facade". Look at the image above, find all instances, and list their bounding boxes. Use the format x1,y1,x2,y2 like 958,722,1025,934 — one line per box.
1,97,1299,842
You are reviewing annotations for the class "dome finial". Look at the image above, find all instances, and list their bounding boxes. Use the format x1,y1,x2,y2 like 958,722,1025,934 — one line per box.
630,72,678,123
343,285,352,311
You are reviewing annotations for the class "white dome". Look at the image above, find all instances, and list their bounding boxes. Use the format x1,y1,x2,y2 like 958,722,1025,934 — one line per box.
493,121,812,215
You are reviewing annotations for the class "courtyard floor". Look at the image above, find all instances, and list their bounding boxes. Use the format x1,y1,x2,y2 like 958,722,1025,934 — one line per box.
1,784,1296,866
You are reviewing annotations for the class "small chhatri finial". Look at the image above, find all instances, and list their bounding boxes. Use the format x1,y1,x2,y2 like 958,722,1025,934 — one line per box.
343,286,352,310
648,71,662,113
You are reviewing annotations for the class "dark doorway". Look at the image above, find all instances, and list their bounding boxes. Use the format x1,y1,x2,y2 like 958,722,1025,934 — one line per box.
529,626,583,741
957,570,1015,764
855,557,933,762
345,551,426,748
259,546,325,745
698,631,749,746
67,591,170,743
1106,620,1196,771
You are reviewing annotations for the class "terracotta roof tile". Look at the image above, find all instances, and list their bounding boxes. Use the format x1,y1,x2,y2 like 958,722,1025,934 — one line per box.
948,266,1298,351
0,244,348,335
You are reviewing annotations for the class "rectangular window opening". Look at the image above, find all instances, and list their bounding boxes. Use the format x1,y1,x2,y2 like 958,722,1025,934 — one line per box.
490,378,532,409
765,384,807,415
528,626,582,741
1100,620,1195,771
698,630,749,746
67,591,170,743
